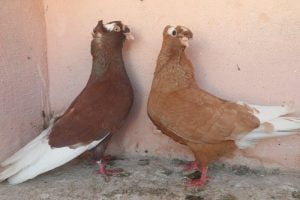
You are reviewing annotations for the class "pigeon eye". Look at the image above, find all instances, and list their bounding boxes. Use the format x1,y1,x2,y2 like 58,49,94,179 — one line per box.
114,26,121,32
172,30,177,36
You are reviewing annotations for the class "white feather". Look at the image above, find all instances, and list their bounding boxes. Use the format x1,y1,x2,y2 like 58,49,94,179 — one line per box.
0,121,109,184
237,101,295,123
1,129,49,168
236,131,298,149
270,117,300,131
236,117,300,149
104,23,115,31
0,126,53,182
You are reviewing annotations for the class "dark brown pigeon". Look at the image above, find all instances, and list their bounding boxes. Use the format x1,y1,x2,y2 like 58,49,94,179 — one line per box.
0,20,134,184
147,25,300,187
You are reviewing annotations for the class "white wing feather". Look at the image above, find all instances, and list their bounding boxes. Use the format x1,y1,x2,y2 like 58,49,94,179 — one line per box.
0,121,109,184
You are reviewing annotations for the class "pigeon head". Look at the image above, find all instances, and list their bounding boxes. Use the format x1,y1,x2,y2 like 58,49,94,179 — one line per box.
92,20,134,46
162,25,193,49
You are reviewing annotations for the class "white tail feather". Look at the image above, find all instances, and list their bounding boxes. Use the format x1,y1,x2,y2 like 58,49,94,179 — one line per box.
236,117,300,149
0,126,52,181
0,121,109,184
1,118,57,167
238,101,295,123
7,139,103,184
270,117,300,131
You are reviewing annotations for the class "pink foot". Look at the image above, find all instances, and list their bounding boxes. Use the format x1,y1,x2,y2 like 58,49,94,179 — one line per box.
96,161,123,176
185,166,208,187
180,161,198,171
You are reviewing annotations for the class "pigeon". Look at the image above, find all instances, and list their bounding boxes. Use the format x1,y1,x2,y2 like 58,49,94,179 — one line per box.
147,25,300,187
0,20,134,184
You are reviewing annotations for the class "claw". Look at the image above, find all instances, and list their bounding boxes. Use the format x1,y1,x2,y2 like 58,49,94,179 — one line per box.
96,160,124,177
185,178,207,187
185,166,208,187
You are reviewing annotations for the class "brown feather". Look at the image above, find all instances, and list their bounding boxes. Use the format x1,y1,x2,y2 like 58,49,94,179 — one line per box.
49,21,133,148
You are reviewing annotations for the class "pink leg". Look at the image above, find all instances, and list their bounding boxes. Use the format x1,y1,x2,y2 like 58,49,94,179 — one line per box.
180,160,198,171
185,166,208,187
96,160,123,176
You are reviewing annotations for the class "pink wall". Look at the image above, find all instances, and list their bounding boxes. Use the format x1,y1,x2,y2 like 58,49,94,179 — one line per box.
44,0,300,169
0,1,49,163
1,0,296,169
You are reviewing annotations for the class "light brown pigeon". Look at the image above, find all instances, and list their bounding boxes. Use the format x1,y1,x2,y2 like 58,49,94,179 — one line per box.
147,25,300,187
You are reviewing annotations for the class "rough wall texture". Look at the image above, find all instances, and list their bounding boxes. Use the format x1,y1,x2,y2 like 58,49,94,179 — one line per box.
0,1,49,163
46,0,299,169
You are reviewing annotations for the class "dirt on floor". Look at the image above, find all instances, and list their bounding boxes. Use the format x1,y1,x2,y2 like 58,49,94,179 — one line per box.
0,156,299,200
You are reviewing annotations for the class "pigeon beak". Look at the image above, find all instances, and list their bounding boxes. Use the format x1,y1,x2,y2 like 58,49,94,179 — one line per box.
180,37,189,47
124,32,135,40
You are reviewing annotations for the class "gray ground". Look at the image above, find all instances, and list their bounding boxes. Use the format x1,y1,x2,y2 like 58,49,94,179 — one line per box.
0,156,299,200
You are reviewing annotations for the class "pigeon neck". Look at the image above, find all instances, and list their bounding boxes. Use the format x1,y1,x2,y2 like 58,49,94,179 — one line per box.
152,47,195,93
155,44,186,75
160,44,185,60
89,40,124,82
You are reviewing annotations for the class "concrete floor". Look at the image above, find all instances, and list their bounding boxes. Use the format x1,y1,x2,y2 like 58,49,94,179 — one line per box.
0,156,299,200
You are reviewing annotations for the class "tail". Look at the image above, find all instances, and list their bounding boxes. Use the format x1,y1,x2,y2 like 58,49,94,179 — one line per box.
0,126,52,182
0,122,109,184
236,102,300,149
238,101,295,123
